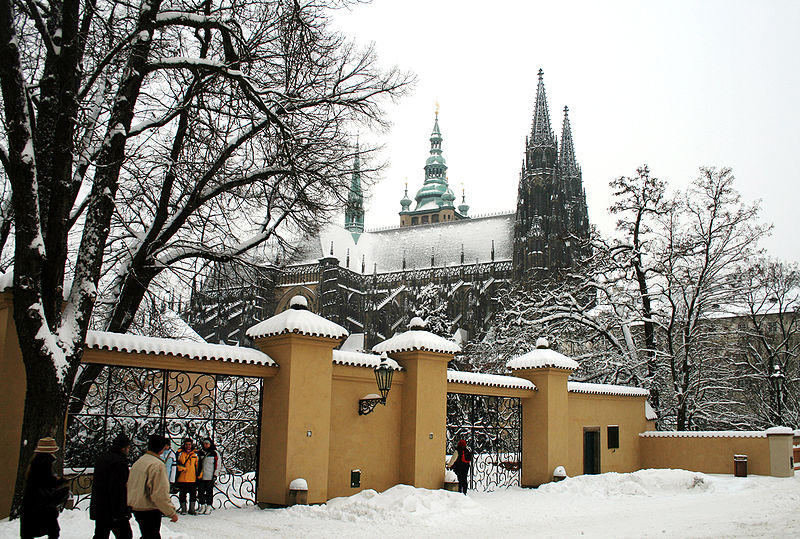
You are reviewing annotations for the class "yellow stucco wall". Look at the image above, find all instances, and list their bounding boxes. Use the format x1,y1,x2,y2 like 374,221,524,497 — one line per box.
327,365,405,498
0,293,25,520
640,435,772,475
567,393,651,476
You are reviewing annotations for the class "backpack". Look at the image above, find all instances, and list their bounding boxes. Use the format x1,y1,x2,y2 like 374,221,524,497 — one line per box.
460,448,473,464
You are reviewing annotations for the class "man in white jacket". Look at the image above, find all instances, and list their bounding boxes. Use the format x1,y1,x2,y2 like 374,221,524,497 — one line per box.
127,435,178,538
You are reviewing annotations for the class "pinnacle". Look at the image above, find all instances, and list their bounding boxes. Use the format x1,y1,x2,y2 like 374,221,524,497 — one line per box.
530,68,555,148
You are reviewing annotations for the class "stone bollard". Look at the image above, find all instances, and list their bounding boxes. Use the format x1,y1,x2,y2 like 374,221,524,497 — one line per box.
443,469,459,492
552,466,567,482
288,478,308,506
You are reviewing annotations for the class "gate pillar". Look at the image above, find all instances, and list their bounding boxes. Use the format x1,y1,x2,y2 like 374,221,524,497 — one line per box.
507,339,578,487
373,318,460,489
248,297,347,506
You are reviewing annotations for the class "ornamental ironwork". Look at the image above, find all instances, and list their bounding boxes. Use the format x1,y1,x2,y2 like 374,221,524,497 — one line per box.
446,393,522,491
65,365,262,509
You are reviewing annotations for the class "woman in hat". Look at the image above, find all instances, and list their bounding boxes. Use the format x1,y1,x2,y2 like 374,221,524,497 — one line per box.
20,437,69,539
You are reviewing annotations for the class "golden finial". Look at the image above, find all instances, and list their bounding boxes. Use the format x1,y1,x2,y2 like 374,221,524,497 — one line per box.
435,101,440,117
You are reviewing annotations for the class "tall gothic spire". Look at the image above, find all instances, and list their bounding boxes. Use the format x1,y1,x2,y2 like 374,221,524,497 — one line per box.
524,69,558,171
530,69,556,148
559,105,579,173
345,141,364,234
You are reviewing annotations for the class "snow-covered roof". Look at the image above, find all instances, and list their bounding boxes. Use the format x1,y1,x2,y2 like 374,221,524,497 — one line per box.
86,330,275,366
340,333,365,352
645,401,658,420
568,382,649,397
247,299,348,340
0,269,11,292
295,213,515,273
372,330,461,355
506,345,579,371
332,350,402,371
447,370,536,391
640,431,769,439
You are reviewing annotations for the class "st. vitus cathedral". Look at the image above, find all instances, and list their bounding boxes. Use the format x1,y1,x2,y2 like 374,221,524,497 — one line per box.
188,70,590,349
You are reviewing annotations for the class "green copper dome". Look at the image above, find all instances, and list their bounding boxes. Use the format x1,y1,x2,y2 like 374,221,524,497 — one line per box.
400,183,412,212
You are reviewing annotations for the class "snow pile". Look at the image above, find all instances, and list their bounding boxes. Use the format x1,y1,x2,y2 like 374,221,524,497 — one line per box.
447,370,535,391
372,330,461,355
2,473,800,538
289,478,309,491
0,269,10,292
286,484,480,524
568,381,648,397
537,468,711,498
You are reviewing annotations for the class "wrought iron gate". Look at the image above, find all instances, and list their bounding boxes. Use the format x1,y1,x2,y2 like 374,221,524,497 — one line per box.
446,393,522,491
65,364,262,508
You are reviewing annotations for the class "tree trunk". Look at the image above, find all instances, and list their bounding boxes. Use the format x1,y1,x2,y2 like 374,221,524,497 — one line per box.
11,358,72,518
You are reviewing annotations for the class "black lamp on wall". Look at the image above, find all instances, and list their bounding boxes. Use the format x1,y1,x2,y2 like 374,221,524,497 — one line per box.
359,352,394,415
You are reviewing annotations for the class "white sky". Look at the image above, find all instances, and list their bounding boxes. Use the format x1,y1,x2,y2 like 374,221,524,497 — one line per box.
331,0,800,262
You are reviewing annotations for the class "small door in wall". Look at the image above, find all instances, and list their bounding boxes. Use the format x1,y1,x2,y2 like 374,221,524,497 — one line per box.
583,428,601,475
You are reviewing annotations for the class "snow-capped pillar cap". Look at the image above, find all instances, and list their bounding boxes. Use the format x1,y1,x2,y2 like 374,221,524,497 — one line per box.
506,343,579,371
765,426,794,435
408,317,427,330
246,297,348,341
289,295,309,310
536,337,549,349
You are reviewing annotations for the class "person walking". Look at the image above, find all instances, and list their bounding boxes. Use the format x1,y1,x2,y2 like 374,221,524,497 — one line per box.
197,438,219,515
447,439,473,495
160,444,176,492
20,437,70,539
175,437,200,515
89,433,132,539
127,434,178,539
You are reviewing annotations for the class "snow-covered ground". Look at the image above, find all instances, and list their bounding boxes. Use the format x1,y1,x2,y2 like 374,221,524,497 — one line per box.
3,469,800,538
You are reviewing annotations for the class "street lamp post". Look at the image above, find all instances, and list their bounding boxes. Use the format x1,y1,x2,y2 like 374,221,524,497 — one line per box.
770,364,786,425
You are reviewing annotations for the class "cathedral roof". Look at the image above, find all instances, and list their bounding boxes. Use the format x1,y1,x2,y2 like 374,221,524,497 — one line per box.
295,212,515,273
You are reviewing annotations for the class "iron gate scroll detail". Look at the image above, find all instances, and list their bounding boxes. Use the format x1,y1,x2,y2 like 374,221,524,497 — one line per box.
65,365,262,509
446,393,522,491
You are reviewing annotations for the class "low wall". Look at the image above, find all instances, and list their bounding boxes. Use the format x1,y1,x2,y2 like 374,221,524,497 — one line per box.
327,365,405,498
567,392,651,476
640,432,772,475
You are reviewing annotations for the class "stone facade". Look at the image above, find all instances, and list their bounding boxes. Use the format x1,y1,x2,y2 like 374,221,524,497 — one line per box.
189,71,590,348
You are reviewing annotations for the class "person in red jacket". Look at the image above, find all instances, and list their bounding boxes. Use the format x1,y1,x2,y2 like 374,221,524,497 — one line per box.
175,437,200,515
447,439,473,495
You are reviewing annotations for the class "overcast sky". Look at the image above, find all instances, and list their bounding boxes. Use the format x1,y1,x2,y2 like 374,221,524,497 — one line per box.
330,0,800,263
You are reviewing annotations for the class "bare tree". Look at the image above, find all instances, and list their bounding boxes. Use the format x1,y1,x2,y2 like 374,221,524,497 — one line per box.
0,0,410,513
608,165,670,408
725,259,800,428
652,167,769,430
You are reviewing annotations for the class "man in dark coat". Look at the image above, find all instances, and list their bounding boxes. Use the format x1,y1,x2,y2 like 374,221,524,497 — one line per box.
90,433,132,539
20,437,69,539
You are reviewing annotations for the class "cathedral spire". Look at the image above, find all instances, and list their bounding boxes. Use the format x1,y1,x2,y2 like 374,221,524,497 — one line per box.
530,69,556,148
524,69,558,171
559,105,578,173
345,140,364,234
